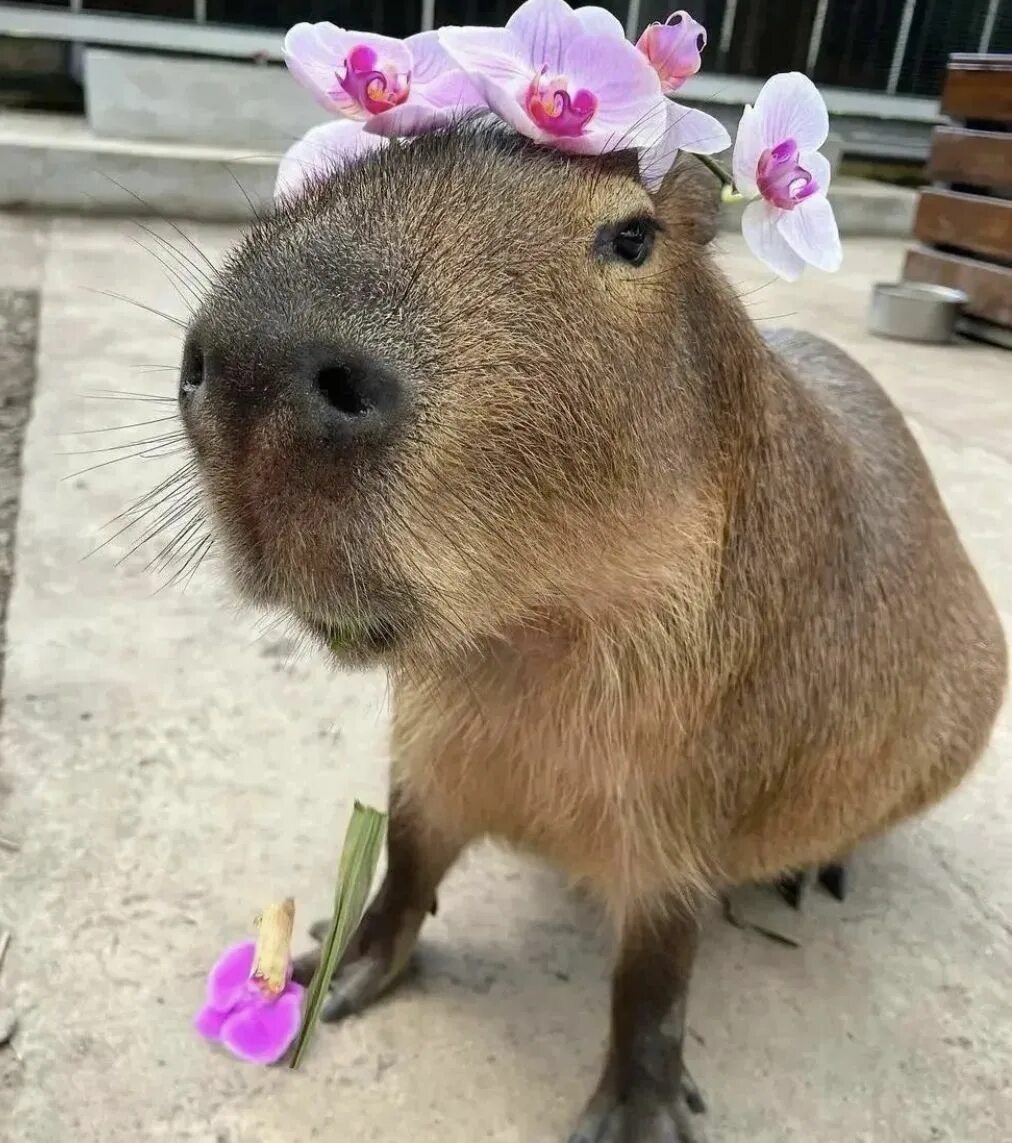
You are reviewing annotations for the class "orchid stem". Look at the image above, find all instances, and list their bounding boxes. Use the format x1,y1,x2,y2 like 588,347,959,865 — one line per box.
694,152,734,188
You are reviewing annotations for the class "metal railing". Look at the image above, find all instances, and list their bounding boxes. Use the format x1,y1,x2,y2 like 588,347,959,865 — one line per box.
0,0,1009,99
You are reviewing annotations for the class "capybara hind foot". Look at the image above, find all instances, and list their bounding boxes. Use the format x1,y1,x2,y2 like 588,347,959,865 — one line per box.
776,860,850,909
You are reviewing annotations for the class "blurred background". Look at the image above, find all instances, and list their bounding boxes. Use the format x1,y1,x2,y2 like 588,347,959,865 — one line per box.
3,1,1011,102
1,1,1010,163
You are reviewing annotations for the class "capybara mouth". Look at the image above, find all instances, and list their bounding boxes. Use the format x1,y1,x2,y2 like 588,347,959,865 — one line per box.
306,613,405,662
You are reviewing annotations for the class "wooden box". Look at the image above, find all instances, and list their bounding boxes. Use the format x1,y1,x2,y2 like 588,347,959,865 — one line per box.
904,53,1012,346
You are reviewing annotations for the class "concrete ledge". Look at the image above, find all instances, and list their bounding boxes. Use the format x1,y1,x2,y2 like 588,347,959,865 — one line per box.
0,111,918,237
84,48,317,150
83,47,935,164
0,111,276,220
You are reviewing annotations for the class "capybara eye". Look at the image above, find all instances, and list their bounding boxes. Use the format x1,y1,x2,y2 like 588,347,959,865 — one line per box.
599,217,658,268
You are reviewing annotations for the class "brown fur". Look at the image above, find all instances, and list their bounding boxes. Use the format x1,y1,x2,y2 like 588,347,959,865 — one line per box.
181,122,1007,931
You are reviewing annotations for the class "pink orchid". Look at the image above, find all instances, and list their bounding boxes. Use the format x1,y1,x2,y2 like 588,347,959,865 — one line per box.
732,72,842,281
636,8,731,185
275,119,387,201
438,0,667,159
194,939,304,1064
637,11,706,93
283,26,483,136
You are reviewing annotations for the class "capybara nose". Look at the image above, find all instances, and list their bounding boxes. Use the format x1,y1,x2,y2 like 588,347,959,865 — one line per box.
180,331,407,447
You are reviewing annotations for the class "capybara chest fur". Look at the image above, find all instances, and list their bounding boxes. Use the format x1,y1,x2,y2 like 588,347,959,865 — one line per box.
393,325,1006,913
180,121,1006,1137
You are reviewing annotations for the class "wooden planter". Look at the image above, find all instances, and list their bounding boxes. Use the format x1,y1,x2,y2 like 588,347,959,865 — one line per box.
904,53,1012,347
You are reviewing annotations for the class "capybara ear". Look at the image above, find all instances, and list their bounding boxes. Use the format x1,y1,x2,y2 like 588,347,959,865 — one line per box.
653,153,722,246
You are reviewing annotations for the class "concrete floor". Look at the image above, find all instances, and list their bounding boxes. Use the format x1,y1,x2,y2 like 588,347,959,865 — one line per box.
0,214,1009,1143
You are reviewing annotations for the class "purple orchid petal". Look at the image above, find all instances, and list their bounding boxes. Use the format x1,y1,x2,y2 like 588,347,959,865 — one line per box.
283,23,350,115
560,33,662,120
405,30,456,85
637,12,707,94
741,198,806,282
756,139,819,209
284,24,412,120
364,92,472,138
801,149,832,194
507,0,581,74
205,940,256,1011
637,136,679,191
752,72,829,154
339,43,410,115
401,30,487,118
557,33,664,144
638,102,731,190
663,101,731,154
417,67,485,112
574,6,626,37
731,103,763,197
524,69,598,138
439,27,550,141
482,72,550,140
275,120,387,200
194,1003,229,1040
438,26,530,94
219,985,305,1066
407,56,485,129
777,193,842,273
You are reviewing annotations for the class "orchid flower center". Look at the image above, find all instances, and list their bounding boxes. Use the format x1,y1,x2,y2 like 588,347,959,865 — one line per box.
524,67,597,137
334,43,410,115
756,139,819,210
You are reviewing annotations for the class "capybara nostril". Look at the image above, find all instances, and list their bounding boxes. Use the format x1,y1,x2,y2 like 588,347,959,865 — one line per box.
301,349,405,441
316,361,378,418
178,332,205,405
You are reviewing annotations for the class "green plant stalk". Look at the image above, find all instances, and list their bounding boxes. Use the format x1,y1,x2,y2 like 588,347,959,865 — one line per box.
694,151,734,188
289,802,387,1069
662,93,738,194
328,618,368,655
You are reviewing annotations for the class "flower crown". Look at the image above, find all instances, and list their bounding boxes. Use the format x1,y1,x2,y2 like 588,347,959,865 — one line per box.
279,0,842,283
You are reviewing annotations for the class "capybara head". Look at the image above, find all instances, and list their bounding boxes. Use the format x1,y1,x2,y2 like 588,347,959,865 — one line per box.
180,121,732,668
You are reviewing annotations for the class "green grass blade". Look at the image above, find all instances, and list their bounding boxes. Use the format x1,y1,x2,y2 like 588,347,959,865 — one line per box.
289,801,386,1069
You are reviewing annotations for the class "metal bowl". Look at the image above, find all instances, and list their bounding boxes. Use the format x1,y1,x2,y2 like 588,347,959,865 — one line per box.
868,282,968,344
